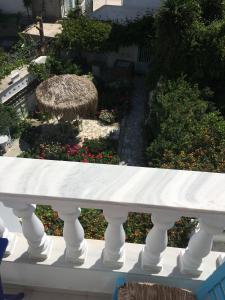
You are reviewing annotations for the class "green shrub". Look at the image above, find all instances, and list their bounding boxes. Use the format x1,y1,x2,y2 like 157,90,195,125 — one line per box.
0,37,38,83
56,16,112,53
98,109,116,125
29,56,82,81
0,104,20,136
54,15,155,54
146,78,225,172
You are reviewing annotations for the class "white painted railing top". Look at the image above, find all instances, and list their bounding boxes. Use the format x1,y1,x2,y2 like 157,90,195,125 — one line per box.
0,157,225,216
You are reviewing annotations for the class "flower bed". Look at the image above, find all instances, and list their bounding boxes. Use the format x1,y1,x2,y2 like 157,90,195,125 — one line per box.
20,138,120,165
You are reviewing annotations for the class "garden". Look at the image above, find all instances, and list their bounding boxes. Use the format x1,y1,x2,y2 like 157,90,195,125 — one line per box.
1,0,225,248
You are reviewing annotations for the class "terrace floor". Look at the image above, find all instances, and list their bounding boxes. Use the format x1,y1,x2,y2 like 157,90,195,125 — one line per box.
5,286,110,300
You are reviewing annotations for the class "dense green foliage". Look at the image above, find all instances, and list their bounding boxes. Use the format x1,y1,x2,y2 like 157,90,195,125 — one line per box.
149,0,225,112
56,16,112,53
146,78,225,172
0,37,37,83
29,56,82,81
0,104,21,136
54,14,155,53
105,14,155,50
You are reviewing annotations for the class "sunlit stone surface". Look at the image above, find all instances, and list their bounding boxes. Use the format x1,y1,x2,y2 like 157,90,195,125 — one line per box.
0,157,225,216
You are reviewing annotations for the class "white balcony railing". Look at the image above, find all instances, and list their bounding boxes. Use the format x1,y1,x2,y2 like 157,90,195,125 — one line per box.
0,157,225,295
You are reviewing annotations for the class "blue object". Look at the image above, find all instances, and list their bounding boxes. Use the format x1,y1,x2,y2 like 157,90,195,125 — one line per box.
113,277,126,300
114,261,225,300
0,238,24,300
196,260,225,300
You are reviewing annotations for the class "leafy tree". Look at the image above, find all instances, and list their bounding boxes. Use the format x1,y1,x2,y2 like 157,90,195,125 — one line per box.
55,15,155,54
56,16,112,53
0,104,20,136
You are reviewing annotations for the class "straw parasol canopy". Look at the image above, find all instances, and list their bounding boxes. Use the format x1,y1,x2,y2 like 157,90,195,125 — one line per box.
36,74,98,121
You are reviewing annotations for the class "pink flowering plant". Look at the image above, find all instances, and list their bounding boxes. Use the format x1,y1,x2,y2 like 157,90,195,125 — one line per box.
20,138,120,165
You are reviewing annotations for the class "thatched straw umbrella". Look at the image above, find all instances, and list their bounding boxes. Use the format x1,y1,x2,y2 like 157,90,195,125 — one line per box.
36,74,98,121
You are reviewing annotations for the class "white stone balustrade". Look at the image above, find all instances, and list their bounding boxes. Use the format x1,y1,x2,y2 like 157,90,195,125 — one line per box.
0,156,225,287
180,216,225,276
3,202,51,259
142,211,180,273
53,204,87,264
103,207,128,267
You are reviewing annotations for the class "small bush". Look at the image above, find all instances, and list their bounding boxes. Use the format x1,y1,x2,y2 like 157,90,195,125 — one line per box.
98,109,116,125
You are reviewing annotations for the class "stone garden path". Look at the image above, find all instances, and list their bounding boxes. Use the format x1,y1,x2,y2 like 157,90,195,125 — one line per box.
119,76,147,166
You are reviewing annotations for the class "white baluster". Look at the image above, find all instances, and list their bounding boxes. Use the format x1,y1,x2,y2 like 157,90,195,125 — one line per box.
54,205,87,264
103,207,128,268
0,217,16,255
180,216,225,276
142,211,179,273
9,203,52,260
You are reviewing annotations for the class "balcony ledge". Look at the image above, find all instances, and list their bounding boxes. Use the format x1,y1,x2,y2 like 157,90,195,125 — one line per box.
2,233,221,296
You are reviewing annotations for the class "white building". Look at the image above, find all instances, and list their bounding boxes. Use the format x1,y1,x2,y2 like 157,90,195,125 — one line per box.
0,0,77,19
91,0,161,22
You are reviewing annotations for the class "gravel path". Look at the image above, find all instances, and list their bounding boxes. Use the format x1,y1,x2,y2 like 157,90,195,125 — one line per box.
118,76,147,166
3,139,22,157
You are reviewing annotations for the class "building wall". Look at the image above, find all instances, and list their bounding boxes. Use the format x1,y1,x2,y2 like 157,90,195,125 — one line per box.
86,45,149,74
0,0,26,15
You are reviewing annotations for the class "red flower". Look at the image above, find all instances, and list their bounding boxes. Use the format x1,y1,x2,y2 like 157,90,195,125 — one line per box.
82,159,89,163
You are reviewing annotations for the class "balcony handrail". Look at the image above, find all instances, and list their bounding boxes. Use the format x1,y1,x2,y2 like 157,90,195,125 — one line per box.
1,156,225,278
0,157,224,216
